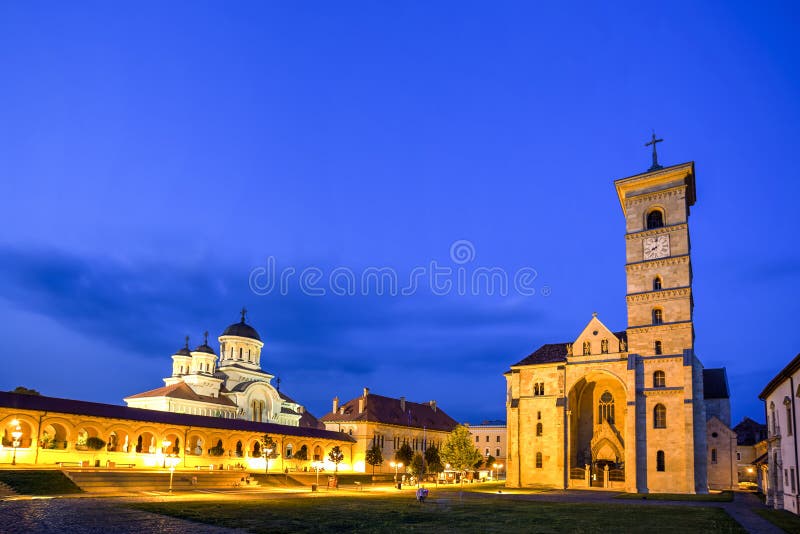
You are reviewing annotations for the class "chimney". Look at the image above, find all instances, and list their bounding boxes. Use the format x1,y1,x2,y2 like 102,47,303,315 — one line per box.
363,387,370,397
400,396,406,412
358,397,365,414
429,400,437,412
332,396,339,413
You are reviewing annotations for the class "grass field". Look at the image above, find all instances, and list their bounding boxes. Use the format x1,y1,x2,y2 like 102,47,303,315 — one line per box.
616,490,734,502
0,469,82,495
131,495,746,533
753,507,800,533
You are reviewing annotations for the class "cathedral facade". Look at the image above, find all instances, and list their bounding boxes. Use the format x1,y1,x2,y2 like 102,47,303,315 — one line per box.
505,160,714,493
125,311,314,428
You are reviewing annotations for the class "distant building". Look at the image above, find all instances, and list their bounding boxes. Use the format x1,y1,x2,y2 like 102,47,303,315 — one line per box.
320,388,458,473
759,352,800,514
125,310,319,428
704,368,737,490
733,417,767,488
466,420,506,477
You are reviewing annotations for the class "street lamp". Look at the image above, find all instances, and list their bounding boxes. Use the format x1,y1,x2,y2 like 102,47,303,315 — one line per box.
492,462,503,481
168,456,178,494
390,461,403,485
265,446,274,476
312,461,322,486
10,420,22,466
161,439,171,468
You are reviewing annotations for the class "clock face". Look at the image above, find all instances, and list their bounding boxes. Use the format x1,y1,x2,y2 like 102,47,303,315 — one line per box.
643,235,670,260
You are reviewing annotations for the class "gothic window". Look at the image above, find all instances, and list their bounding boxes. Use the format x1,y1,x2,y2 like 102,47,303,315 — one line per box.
646,209,664,229
536,423,543,436
652,308,663,325
656,450,665,471
598,391,615,424
601,339,609,354
583,341,591,355
239,348,243,359
785,397,793,436
653,370,666,388
654,404,667,429
711,448,717,464
653,276,662,290
535,452,543,469
654,340,663,355
533,383,545,396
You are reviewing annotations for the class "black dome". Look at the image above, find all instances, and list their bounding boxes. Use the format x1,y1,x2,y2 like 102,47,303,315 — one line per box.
222,321,261,341
174,347,192,356
194,343,216,355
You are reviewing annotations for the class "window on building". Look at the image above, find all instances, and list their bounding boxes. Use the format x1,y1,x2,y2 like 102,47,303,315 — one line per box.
656,450,665,471
496,448,500,457
792,468,797,493
654,404,667,429
536,423,543,437
653,371,666,388
534,383,545,396
785,397,793,436
736,452,741,461
711,448,717,464
475,436,479,443
496,436,501,442
535,452,543,469
598,391,615,424
485,448,489,456
652,308,663,325
239,347,243,359
653,276,662,290
771,402,777,435
583,341,591,355
601,339,609,354
654,340,663,355
537,411,541,420
647,209,664,229
486,436,490,443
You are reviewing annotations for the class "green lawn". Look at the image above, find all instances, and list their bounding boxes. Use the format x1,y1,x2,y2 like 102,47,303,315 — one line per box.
0,469,82,495
616,490,733,502
754,508,800,533
131,495,745,533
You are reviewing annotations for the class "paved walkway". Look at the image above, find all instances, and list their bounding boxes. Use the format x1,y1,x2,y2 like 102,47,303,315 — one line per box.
0,497,244,534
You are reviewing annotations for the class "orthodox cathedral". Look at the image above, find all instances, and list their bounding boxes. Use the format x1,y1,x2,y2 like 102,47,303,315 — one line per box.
125,310,317,428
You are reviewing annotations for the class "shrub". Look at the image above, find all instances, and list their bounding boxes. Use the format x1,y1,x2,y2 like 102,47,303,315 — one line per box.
209,446,225,456
86,437,106,450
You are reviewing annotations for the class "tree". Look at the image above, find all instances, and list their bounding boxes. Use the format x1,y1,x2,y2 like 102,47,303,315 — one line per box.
440,425,482,490
395,442,414,467
294,444,308,461
485,455,496,471
365,444,383,475
424,444,444,476
410,453,425,479
10,386,40,395
328,445,344,479
261,434,277,475
473,456,484,469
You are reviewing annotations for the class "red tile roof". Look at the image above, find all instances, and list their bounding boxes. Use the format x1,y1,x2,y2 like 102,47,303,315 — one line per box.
320,393,458,432
125,382,237,407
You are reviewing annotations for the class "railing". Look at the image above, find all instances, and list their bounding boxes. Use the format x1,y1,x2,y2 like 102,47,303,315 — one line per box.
570,467,585,480
609,469,625,482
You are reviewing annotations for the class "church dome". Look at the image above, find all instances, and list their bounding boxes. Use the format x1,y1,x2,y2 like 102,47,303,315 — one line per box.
173,336,192,357
193,331,217,354
221,308,261,341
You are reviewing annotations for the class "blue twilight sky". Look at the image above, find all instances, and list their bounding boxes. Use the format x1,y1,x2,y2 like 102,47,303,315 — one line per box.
1,2,798,425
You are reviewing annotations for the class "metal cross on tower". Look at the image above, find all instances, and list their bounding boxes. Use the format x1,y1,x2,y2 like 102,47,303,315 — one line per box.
645,131,664,171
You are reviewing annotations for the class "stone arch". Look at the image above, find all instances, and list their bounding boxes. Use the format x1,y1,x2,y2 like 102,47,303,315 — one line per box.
1,415,37,449
40,416,74,449
567,370,627,471
187,431,209,456
645,206,666,229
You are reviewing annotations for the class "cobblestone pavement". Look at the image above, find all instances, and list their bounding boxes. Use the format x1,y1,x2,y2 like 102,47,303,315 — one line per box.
0,497,244,534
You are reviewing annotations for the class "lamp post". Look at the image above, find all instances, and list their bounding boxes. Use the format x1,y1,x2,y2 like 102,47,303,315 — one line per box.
168,456,177,494
10,420,22,466
390,461,403,485
162,439,171,468
265,446,273,477
313,461,322,486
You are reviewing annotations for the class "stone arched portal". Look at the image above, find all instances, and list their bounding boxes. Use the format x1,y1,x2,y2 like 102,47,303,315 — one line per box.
568,372,627,477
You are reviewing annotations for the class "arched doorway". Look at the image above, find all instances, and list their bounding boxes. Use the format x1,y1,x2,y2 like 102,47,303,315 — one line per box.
568,372,627,485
